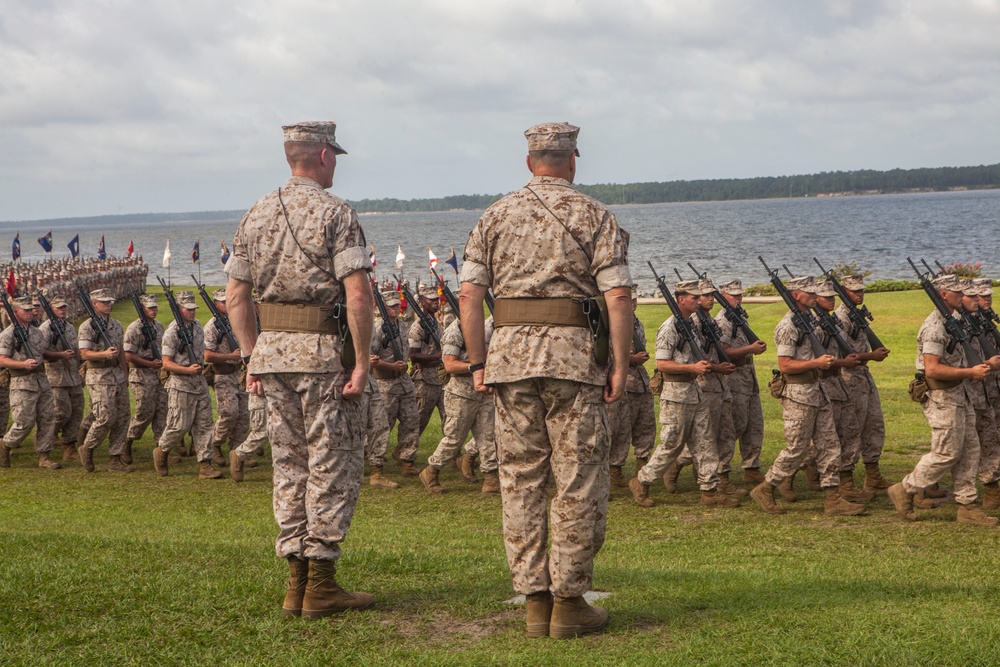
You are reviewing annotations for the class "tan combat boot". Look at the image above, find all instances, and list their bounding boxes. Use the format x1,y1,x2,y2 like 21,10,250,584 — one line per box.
199,461,223,479
839,470,874,501
804,463,822,491
108,455,133,473
122,439,134,465
549,595,609,639
369,466,399,489
777,474,797,502
153,447,169,476
982,482,1000,511
62,443,77,463
79,445,95,473
956,503,999,527
481,471,501,496
662,461,681,493
749,482,786,515
300,560,374,618
0,443,10,468
635,456,649,475
526,590,553,638
230,450,245,483
823,488,866,516
863,462,892,490
923,482,947,499
244,458,259,468
701,489,740,508
282,556,310,617
459,452,479,484
718,472,748,498
629,477,654,507
390,445,403,464
211,443,227,466
913,491,936,510
609,465,628,489
743,467,765,485
887,482,917,521
419,466,446,494
399,460,420,477
38,453,62,470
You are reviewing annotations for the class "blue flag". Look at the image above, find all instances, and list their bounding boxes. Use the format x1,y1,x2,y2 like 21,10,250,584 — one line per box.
12,233,20,262
38,230,53,253
220,239,230,266
97,235,106,259
67,234,80,258
445,246,459,273
192,238,200,263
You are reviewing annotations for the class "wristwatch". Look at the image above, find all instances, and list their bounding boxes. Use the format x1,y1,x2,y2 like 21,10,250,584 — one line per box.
468,362,485,373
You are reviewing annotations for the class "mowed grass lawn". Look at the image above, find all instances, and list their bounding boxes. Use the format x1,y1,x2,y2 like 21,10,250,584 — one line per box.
3,288,1000,666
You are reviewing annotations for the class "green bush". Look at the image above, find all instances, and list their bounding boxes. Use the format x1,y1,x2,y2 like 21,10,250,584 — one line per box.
866,280,920,292
744,283,777,296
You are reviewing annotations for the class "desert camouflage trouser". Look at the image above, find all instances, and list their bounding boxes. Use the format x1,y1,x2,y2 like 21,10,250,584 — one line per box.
0,385,9,437
363,388,390,468
262,372,365,562
903,393,980,505
4,385,55,453
844,370,886,466
494,378,609,598
82,382,130,456
127,376,167,442
157,387,213,462
52,385,85,445
381,386,420,462
765,397,840,488
724,389,764,471
608,390,656,467
676,392,731,476
414,377,446,438
978,405,1000,484
639,397,719,491
212,373,250,450
234,392,268,461
428,390,496,472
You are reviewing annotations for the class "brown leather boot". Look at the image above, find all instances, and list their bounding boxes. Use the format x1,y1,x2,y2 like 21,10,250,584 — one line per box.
399,460,420,477
629,477,654,507
863,462,892,490
211,443,227,466
77,424,89,449
230,450,245,483
153,447,169,476
750,482,786,514
481,471,501,496
38,452,62,470
549,595,609,639
662,461,681,493
718,472,748,498
956,503,1000,527
804,463,821,491
742,467,765,485
108,455,133,473
839,470,874,501
609,465,628,488
79,445,95,473
62,443,77,463
281,556,310,617
369,466,399,489
887,482,917,521
823,488,866,516
983,482,1000,510
0,444,10,468
913,491,936,510
419,465,445,494
526,590,553,638
701,489,740,508
923,483,947,499
635,456,649,475
244,458,259,468
122,439,134,465
390,445,402,464
459,452,478,483
301,560,374,618
199,461,223,479
777,474,797,502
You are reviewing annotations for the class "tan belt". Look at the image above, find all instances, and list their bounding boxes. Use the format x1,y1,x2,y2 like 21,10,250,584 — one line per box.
373,367,403,380
784,370,820,385
493,298,589,328
734,357,753,368
88,358,119,369
926,377,962,390
259,303,341,335
212,363,238,376
661,372,695,383
9,366,44,377
820,368,840,379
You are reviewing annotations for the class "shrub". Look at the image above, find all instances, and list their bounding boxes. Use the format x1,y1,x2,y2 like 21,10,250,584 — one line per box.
744,283,777,297
865,280,920,292
941,262,983,278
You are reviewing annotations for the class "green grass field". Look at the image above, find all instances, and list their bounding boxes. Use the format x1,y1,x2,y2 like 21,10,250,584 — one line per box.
2,289,999,666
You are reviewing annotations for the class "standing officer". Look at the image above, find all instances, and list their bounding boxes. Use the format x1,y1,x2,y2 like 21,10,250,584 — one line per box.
226,121,375,618
123,293,166,464
460,122,632,639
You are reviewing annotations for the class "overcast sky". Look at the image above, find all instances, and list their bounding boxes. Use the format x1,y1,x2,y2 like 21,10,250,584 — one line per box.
1,0,998,222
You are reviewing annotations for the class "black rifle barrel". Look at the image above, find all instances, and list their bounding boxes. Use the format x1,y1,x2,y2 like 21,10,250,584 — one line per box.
647,261,705,361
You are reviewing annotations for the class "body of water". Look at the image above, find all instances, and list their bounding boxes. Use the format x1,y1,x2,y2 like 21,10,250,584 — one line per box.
3,188,997,293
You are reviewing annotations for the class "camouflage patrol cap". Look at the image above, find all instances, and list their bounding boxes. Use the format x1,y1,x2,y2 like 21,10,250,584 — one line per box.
12,296,33,310
696,278,714,295
974,278,993,296
418,284,438,299
176,291,198,309
785,276,817,294
959,278,979,296
815,281,838,298
841,275,866,291
90,288,115,303
524,122,581,156
212,288,226,302
630,283,639,299
140,294,158,308
931,274,962,292
282,121,347,155
674,279,705,295
380,290,400,307
50,296,69,308
718,280,743,296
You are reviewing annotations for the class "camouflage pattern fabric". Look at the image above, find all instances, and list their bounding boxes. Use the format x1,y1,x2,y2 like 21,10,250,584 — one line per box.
205,317,250,451
363,376,390,468
0,324,54,452
124,318,167,442
234,392,269,461
834,303,886,465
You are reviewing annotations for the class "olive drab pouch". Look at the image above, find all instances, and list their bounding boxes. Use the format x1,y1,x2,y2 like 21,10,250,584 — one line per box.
767,369,786,399
203,363,216,387
582,296,610,366
437,363,450,385
909,372,929,403
649,369,664,396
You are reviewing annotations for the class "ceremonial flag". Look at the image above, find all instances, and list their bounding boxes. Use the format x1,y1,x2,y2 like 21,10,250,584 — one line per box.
38,230,53,253
67,234,80,258
126,238,135,258
369,244,377,268
12,233,20,262
5,268,14,296
395,245,405,269
444,246,458,274
220,239,230,266
192,238,200,263
162,239,171,268
97,235,106,259
428,247,438,271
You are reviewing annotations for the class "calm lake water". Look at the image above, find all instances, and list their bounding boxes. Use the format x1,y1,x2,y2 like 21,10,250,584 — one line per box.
4,188,997,293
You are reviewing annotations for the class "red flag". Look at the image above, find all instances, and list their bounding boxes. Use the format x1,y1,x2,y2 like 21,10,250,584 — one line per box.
5,268,15,296
126,238,135,258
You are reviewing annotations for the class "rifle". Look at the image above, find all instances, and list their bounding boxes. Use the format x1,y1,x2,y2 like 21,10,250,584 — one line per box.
191,275,240,352
36,291,72,354
74,280,115,350
157,276,200,367
907,258,982,366
0,290,34,358
430,267,459,318
632,315,645,355
485,289,495,316
687,262,760,344
813,258,884,350
779,263,853,357
977,307,1000,351
677,267,730,363
647,261,704,361
759,257,827,357
960,306,1000,359
371,280,404,361
394,275,441,348
129,292,162,360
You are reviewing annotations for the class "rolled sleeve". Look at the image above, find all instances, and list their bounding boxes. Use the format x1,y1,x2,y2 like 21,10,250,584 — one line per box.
162,344,178,357
123,343,140,353
224,254,252,283
333,246,372,280
460,260,489,287
596,264,632,293
923,341,947,357
776,344,798,357
442,343,463,357
78,339,93,350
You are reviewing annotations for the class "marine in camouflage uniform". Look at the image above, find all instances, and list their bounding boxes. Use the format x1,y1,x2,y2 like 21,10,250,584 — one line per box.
362,370,397,488
460,122,633,638
409,286,446,438
974,278,1000,509
38,296,85,463
226,121,375,617
123,294,167,464
0,297,59,470
230,391,268,483
153,291,221,480
77,288,132,473
204,288,250,465
888,275,999,526
372,291,420,476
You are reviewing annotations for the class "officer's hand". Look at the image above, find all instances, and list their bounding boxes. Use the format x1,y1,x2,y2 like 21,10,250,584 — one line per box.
715,362,736,376
188,363,201,375
971,363,992,381
343,367,367,400
370,354,380,366
691,360,712,376
150,359,163,369
631,351,650,365
23,358,38,370
246,374,264,396
842,353,862,368
473,369,493,395
816,354,835,370
58,349,75,359
871,347,890,361
604,366,627,404
105,347,118,359
393,360,407,373
749,340,767,355
987,355,1000,372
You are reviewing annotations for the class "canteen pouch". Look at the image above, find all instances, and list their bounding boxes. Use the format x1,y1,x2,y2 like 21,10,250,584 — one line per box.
909,372,929,404
581,296,610,366
649,369,664,396
437,364,450,385
768,369,786,399
203,363,216,387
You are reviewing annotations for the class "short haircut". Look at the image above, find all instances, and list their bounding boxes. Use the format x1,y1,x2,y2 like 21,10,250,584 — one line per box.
284,141,326,167
528,149,573,169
